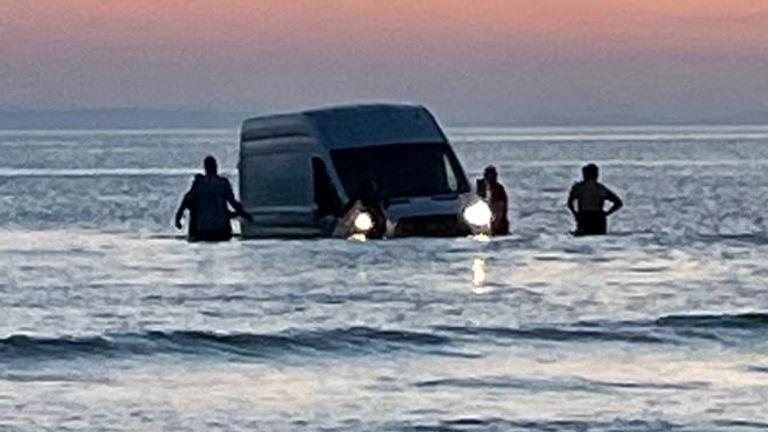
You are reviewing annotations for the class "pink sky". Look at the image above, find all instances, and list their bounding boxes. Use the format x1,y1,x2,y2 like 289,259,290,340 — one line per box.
2,0,767,123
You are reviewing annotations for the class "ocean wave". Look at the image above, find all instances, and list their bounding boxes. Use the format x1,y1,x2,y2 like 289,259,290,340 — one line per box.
654,313,768,328
436,312,768,347
692,233,768,246
0,327,454,362
433,325,669,344
398,417,768,432
414,376,709,392
747,365,768,374
0,168,234,178
394,417,687,432
3,313,765,363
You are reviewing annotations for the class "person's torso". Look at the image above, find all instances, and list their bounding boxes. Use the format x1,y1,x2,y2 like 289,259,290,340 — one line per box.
488,182,504,199
192,176,231,231
488,183,509,217
574,181,608,212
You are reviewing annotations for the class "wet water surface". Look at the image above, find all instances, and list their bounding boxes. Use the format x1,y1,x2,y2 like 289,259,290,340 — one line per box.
1,127,768,430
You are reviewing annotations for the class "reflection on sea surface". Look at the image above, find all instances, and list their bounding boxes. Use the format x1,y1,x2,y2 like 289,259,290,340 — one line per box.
471,257,489,294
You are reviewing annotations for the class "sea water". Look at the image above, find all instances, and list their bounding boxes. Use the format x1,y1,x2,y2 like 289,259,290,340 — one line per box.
1,126,768,431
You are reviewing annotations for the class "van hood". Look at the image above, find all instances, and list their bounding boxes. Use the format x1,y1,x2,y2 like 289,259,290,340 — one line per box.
383,193,471,221
379,193,473,237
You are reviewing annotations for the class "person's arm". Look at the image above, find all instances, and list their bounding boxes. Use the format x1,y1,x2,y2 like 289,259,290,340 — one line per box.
224,180,254,222
176,175,203,229
567,184,578,216
491,198,507,218
490,185,508,219
174,192,191,229
603,186,623,216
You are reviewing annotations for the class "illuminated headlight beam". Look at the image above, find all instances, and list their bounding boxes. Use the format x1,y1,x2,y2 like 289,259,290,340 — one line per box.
463,201,492,227
353,212,374,232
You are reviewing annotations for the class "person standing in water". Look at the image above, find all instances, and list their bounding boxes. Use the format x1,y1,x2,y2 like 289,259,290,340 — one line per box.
478,165,510,235
175,156,253,242
567,163,623,236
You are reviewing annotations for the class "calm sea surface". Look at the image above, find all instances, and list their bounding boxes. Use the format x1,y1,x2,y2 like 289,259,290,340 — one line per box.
1,126,768,431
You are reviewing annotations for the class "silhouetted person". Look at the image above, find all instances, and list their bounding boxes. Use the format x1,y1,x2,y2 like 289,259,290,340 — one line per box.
175,174,204,239
478,165,509,235
175,156,253,242
567,163,623,236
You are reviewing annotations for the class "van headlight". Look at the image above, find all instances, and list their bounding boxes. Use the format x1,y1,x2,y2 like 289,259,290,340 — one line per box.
463,201,492,227
353,211,374,233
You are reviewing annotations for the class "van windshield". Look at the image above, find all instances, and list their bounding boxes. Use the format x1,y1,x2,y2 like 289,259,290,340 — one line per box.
330,143,469,200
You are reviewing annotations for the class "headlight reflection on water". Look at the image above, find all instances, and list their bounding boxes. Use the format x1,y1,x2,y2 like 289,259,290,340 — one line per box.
472,257,491,294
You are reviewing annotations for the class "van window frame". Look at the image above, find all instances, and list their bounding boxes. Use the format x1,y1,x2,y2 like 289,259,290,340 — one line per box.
329,142,470,200
311,157,343,217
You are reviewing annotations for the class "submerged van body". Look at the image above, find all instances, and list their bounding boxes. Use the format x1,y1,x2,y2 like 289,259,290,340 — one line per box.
238,104,476,238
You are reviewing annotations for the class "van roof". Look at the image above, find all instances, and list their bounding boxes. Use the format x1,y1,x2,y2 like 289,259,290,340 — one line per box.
301,103,423,117
241,103,447,149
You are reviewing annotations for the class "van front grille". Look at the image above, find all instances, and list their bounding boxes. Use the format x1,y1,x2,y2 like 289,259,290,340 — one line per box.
394,215,470,237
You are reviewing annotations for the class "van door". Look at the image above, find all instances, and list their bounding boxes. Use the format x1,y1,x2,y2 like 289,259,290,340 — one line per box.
240,146,317,237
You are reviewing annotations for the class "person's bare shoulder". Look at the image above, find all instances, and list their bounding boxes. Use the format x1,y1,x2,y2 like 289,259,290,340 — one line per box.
570,181,583,192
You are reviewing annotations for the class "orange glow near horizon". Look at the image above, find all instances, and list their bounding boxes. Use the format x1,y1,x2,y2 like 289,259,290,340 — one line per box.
2,1,767,119
3,0,767,54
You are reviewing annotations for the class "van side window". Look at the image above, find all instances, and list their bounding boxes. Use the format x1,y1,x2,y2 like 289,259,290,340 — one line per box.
241,151,311,206
312,158,342,216
443,154,459,192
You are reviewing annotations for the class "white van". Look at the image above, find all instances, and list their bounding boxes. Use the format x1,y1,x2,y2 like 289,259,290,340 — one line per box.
238,104,490,238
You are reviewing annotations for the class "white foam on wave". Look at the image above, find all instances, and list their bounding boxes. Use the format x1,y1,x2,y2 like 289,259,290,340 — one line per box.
0,168,236,177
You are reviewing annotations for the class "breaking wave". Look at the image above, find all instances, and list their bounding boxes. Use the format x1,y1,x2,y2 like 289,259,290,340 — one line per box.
2,313,766,362
0,327,453,362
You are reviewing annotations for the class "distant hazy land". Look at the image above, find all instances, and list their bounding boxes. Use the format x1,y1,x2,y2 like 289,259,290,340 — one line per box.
0,109,249,130
0,108,765,129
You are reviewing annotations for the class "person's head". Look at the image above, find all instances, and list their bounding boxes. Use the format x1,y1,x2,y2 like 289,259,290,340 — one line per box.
582,163,599,181
203,155,218,176
483,165,498,184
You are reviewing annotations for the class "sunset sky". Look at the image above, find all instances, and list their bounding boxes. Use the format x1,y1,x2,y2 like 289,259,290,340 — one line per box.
2,0,767,123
